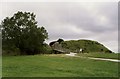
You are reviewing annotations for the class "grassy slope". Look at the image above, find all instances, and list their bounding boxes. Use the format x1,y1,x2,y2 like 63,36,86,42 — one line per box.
3,55,118,77
61,40,112,53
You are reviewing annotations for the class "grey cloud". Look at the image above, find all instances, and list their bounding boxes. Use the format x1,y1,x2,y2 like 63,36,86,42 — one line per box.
1,2,118,52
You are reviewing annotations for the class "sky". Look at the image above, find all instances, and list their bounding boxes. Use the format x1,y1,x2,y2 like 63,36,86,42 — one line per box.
0,1,118,53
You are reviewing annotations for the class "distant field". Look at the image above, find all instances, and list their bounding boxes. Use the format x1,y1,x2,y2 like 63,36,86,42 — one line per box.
77,53,119,59
2,54,118,77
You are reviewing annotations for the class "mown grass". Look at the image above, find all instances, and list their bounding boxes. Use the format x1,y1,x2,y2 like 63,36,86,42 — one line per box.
0,56,2,77
77,53,119,59
2,54,118,77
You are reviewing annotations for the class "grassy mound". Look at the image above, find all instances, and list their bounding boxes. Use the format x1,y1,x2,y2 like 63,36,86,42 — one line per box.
61,39,113,53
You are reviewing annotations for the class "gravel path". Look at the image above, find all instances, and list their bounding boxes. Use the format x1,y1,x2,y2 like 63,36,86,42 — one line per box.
88,57,120,63
66,55,120,63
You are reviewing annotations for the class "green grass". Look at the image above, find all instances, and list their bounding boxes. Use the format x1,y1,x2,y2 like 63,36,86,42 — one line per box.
77,53,119,59
61,39,112,53
2,54,118,77
0,56,2,77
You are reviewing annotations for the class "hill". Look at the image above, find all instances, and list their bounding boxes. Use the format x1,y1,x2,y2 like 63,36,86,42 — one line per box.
60,39,113,53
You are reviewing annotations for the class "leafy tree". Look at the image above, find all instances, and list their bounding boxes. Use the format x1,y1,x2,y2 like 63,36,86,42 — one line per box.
57,38,64,44
1,11,48,55
49,41,56,47
49,38,64,47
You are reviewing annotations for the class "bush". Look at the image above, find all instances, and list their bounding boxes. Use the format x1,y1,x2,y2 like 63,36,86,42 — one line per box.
40,44,53,54
2,48,21,56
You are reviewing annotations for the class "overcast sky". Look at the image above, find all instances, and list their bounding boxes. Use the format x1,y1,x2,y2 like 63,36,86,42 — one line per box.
0,2,118,53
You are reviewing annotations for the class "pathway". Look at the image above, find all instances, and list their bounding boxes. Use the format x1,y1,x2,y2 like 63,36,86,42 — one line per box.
88,57,120,63
66,55,120,63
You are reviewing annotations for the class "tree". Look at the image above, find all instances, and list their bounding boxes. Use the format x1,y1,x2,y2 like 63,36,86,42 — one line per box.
1,11,48,55
49,41,56,47
57,38,64,44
